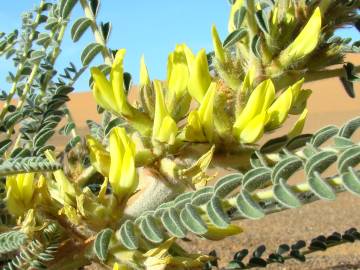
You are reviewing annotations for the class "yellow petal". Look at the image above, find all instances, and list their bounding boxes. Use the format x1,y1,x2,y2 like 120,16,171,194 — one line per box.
188,49,211,102
118,147,138,196
203,223,243,240
86,135,110,176
157,115,178,144
198,82,216,141
140,55,151,87
153,80,170,140
290,78,305,104
267,87,293,129
211,25,225,64
290,89,312,115
168,45,189,98
288,108,308,138
111,49,132,116
279,7,322,67
183,44,195,72
109,129,125,192
241,66,256,96
185,111,207,142
21,173,34,205
91,68,115,110
240,112,268,144
234,79,275,137
6,187,25,216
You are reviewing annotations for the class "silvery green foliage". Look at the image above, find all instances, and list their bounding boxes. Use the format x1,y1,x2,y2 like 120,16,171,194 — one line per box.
2,223,62,270
0,231,28,254
117,117,360,250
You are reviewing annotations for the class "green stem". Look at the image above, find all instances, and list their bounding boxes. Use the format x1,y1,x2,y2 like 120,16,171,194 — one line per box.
79,0,113,65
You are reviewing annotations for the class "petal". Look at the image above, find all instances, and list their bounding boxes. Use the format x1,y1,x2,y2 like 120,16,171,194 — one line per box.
153,80,169,139
280,7,322,66
111,49,132,116
157,115,178,144
211,25,225,64
168,45,189,98
91,67,115,109
267,87,293,129
288,108,308,138
140,55,151,87
185,111,207,142
109,128,125,191
198,82,216,141
234,79,275,137
188,49,211,102
21,173,34,204
118,147,138,197
240,112,268,143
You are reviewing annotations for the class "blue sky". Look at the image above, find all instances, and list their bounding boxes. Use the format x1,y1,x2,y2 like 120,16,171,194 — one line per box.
0,1,359,92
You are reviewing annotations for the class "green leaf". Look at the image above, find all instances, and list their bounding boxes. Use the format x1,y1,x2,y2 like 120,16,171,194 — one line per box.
0,139,12,156
286,134,313,151
206,196,230,228
260,136,288,154
174,192,194,208
333,136,354,150
118,221,138,250
255,9,270,34
180,204,208,235
214,173,243,198
161,208,187,238
104,118,126,137
71,17,92,42
305,150,337,176
223,28,247,48
235,190,264,220
89,0,100,17
81,43,104,66
308,173,336,201
273,178,302,208
65,135,81,152
191,187,214,206
342,167,360,196
59,0,78,18
243,167,271,192
251,35,261,58
338,117,360,138
34,129,55,148
233,7,247,29
139,215,164,243
36,33,51,46
30,50,46,64
310,125,338,147
100,22,112,42
337,145,360,174
94,228,113,261
272,156,303,184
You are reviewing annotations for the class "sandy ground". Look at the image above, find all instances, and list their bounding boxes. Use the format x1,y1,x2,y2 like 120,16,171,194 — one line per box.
4,55,360,269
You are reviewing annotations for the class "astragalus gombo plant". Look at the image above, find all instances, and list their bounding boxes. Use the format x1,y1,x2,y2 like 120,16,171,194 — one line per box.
0,0,360,269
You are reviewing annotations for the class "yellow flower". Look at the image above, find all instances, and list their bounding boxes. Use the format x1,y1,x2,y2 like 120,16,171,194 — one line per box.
91,49,132,117
211,25,225,65
279,7,322,67
91,49,152,135
267,86,293,129
233,79,275,143
6,173,35,216
109,127,138,199
288,108,308,138
188,49,212,102
45,150,76,205
185,83,216,142
152,80,178,145
86,135,110,177
166,44,192,119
